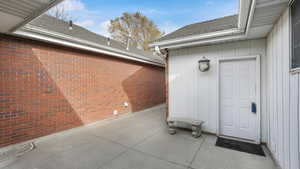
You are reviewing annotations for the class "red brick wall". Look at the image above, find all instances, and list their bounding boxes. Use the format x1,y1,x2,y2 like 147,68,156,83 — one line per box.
0,34,165,147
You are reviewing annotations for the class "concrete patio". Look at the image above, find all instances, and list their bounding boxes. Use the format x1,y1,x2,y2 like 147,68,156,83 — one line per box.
3,105,279,169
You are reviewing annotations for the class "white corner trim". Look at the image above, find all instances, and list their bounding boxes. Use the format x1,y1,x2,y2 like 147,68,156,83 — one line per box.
14,25,165,67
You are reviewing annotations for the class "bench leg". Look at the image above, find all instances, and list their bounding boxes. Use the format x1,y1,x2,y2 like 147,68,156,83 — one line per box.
191,125,202,138
168,121,176,135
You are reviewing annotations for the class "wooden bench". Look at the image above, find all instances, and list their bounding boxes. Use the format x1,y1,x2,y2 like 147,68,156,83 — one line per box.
167,117,204,138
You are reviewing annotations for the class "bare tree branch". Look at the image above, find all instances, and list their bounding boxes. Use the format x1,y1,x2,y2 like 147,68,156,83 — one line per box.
108,12,164,51
47,2,76,21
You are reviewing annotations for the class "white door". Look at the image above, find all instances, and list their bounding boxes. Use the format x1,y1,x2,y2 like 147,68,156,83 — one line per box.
219,58,258,142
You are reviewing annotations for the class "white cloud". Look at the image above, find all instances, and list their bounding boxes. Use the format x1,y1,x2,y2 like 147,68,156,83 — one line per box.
95,20,111,37
57,0,85,11
76,20,95,27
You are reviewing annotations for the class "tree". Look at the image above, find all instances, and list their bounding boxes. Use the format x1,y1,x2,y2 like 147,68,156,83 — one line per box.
108,12,164,51
47,0,76,21
47,6,72,21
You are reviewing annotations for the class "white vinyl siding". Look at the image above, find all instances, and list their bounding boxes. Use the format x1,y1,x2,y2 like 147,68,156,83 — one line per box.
266,8,299,169
168,39,268,141
168,7,300,169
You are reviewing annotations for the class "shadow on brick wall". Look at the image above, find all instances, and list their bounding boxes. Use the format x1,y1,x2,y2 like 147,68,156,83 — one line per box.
0,38,82,147
0,34,165,148
122,66,165,112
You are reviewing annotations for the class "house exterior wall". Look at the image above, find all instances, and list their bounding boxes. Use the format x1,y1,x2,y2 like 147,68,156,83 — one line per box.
168,39,268,141
0,34,165,147
168,7,300,169
266,8,300,169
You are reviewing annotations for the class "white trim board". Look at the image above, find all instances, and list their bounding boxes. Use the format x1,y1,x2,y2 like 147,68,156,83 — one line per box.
216,55,261,144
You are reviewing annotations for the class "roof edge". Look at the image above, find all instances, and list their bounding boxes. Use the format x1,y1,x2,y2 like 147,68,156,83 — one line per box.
150,28,243,47
150,0,256,49
10,0,65,33
14,25,165,67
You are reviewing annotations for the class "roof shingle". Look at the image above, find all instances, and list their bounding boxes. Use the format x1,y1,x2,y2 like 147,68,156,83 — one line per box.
28,15,164,64
156,15,238,42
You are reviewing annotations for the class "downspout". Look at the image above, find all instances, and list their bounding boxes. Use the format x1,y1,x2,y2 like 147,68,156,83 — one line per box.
154,46,169,120
245,0,257,37
165,49,169,120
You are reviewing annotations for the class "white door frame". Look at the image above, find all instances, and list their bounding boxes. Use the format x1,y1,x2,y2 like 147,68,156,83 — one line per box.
216,55,261,144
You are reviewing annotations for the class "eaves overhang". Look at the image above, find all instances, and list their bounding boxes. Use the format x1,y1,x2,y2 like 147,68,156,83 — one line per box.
0,0,64,33
150,0,256,49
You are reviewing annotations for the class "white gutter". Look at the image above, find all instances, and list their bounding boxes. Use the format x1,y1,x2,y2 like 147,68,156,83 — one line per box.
149,28,243,47
160,34,245,49
151,0,256,50
14,25,164,67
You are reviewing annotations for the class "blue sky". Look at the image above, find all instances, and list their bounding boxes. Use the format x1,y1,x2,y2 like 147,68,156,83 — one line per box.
53,0,238,37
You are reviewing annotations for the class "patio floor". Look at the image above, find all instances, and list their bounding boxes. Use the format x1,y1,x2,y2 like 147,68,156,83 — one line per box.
3,105,279,169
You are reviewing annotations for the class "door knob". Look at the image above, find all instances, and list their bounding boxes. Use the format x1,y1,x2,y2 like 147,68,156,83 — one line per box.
251,102,257,114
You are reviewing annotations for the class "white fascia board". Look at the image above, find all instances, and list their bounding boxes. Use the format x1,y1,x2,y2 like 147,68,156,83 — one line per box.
161,33,246,49
14,26,164,67
149,28,243,47
150,0,256,49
